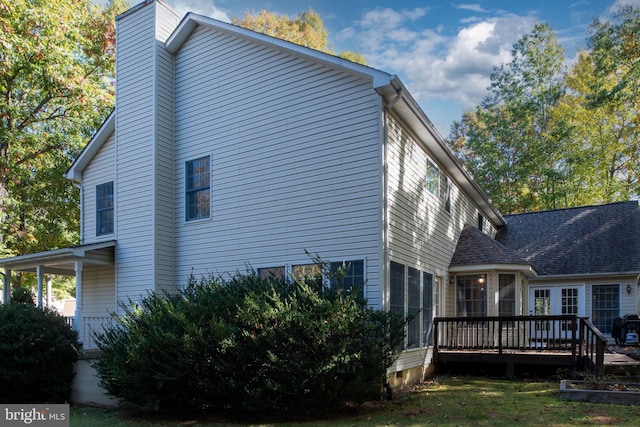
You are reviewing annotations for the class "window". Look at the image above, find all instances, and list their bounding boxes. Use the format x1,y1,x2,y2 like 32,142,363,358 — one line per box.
423,272,434,345
258,266,286,280
96,181,114,236
456,274,487,317
330,260,364,299
444,177,451,212
407,267,421,349
292,263,323,290
499,274,516,317
390,261,435,350
477,213,484,231
390,261,405,318
186,156,210,221
425,157,440,197
592,284,620,334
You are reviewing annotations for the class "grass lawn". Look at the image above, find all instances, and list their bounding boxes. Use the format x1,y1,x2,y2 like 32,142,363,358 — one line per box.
70,376,640,426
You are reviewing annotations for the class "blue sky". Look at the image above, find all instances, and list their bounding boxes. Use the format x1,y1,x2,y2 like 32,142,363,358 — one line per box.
162,0,639,135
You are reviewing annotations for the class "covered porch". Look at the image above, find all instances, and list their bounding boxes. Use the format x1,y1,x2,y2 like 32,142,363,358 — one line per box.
1,241,115,349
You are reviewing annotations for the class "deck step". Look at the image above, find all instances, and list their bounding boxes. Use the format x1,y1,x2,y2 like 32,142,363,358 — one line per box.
603,352,640,375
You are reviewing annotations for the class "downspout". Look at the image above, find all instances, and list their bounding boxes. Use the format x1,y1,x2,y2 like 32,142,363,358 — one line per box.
381,87,402,312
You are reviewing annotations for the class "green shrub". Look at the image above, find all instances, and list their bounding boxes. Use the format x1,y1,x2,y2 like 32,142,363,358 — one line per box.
0,302,82,403
94,271,405,414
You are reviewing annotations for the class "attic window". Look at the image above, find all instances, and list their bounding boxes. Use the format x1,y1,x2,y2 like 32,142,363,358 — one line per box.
425,157,440,197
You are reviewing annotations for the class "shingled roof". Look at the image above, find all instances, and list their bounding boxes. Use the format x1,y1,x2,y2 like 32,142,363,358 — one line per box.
450,224,533,269
495,201,640,276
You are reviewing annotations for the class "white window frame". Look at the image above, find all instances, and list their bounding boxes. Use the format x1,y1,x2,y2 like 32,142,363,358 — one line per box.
425,156,440,198
96,181,114,236
185,155,211,222
390,261,436,350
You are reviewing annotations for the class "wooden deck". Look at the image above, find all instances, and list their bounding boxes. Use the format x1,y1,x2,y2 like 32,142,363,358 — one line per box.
433,315,608,376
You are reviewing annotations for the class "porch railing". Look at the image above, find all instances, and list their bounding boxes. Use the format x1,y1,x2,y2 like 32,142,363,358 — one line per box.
433,315,606,375
66,316,114,350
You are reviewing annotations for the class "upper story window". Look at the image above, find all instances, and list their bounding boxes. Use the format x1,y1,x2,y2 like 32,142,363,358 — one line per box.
96,181,114,236
186,156,210,221
444,177,451,213
425,157,440,197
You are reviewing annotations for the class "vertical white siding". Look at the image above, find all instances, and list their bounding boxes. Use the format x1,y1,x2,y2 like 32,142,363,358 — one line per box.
81,133,115,244
172,26,384,302
114,1,179,304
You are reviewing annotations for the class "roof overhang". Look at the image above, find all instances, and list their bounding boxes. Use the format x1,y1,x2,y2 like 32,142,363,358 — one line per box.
449,263,537,278
377,78,505,228
65,111,115,182
0,241,115,276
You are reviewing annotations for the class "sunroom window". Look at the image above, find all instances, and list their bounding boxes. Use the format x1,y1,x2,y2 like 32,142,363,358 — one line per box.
456,274,487,317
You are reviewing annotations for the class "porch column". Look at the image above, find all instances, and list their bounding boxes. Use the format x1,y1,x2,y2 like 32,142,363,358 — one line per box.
2,269,10,303
74,261,84,343
46,275,52,308
36,265,44,308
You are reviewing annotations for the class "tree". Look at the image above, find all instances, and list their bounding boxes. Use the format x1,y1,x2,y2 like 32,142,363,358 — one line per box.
233,8,367,65
563,5,640,202
0,0,127,259
448,24,567,213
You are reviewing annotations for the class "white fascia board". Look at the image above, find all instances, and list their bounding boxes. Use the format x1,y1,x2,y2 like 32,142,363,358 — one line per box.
449,264,537,278
0,241,116,271
65,111,115,182
165,13,393,88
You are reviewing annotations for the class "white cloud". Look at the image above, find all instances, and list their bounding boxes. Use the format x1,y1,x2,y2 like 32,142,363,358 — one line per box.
171,0,231,22
455,4,489,13
342,9,535,112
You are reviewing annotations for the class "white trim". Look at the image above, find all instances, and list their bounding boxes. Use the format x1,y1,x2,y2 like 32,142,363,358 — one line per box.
165,13,393,88
449,263,537,277
65,112,115,182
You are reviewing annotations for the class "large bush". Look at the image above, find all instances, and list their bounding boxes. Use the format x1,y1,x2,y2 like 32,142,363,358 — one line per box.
94,271,405,414
0,295,82,403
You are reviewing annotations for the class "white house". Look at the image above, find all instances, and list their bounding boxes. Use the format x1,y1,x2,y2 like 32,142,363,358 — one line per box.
1,0,638,399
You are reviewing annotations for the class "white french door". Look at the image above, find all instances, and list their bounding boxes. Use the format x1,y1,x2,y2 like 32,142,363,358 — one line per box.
529,285,585,339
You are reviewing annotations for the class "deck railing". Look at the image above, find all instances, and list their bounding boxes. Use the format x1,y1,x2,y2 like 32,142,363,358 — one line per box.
433,315,606,375
579,317,607,376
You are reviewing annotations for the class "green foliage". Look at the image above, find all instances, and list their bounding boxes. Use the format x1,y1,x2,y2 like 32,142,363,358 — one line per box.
94,271,404,414
448,24,567,213
0,0,128,258
449,7,640,212
233,8,367,65
0,302,81,403
11,286,34,304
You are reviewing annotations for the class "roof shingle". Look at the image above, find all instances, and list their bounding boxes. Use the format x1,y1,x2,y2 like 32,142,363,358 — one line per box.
495,201,640,276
